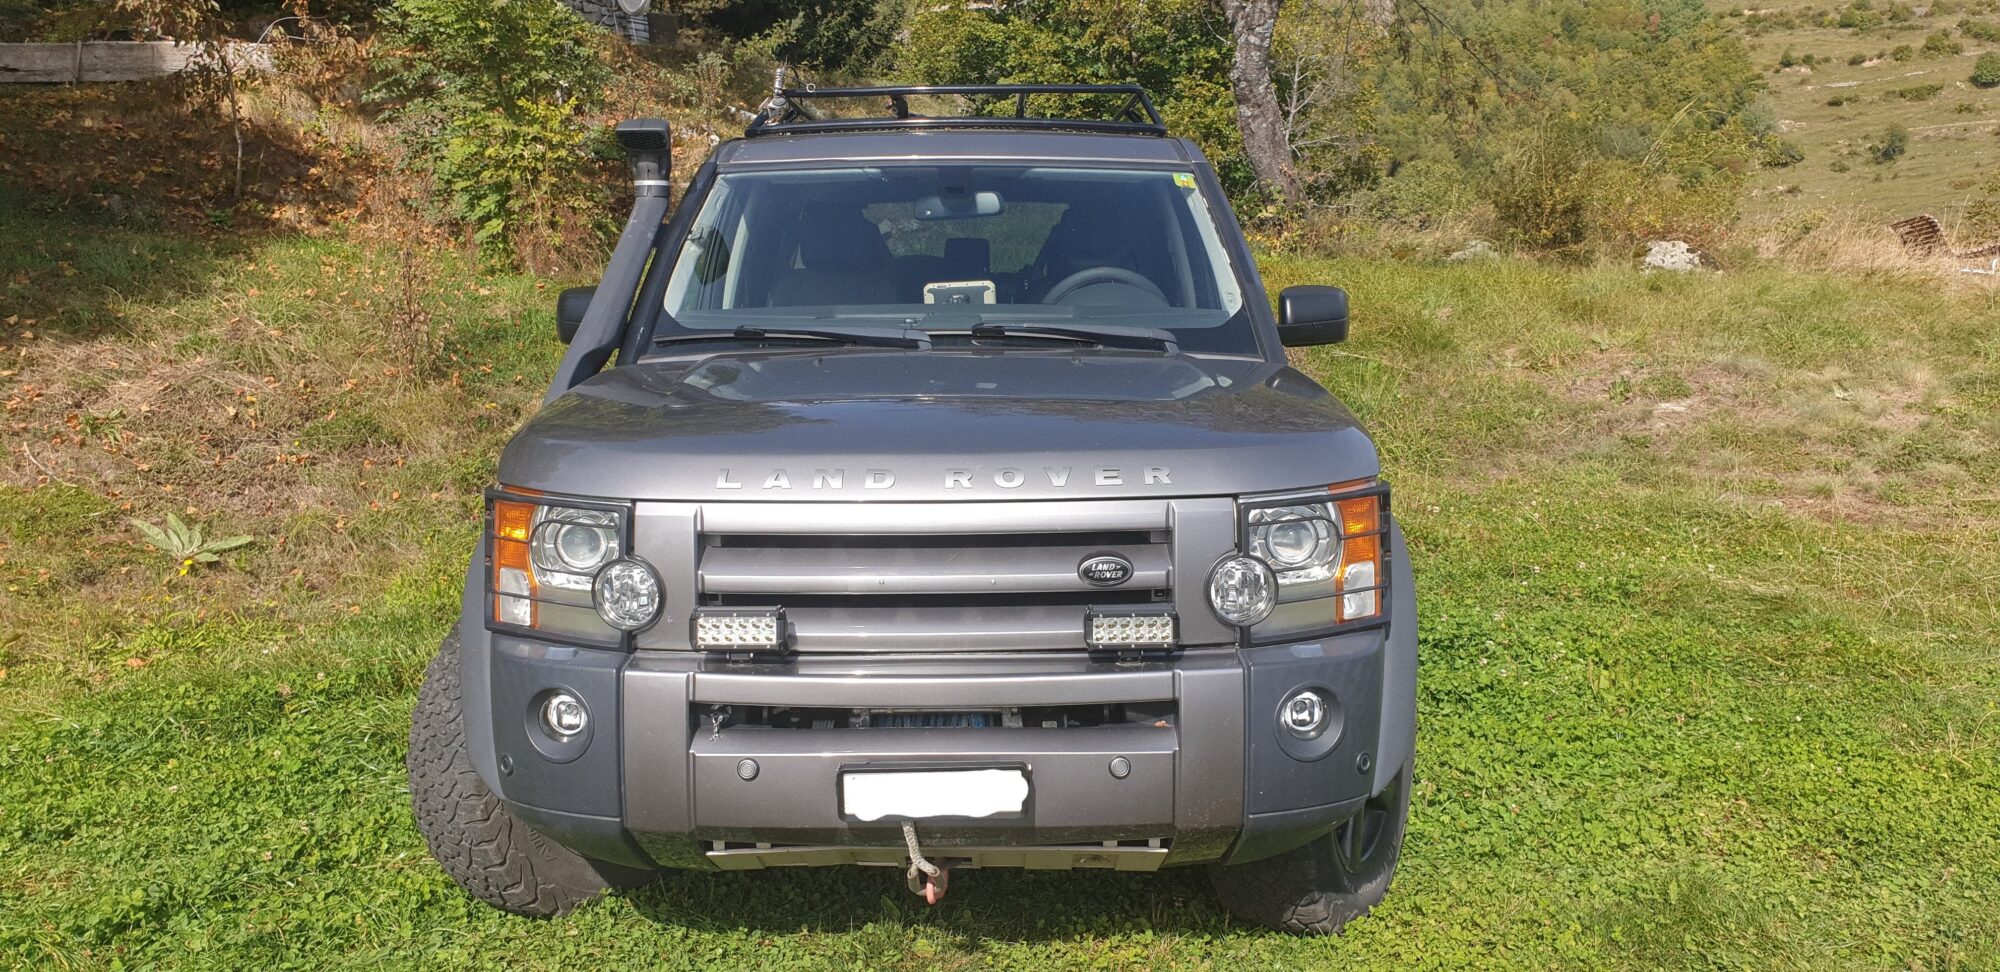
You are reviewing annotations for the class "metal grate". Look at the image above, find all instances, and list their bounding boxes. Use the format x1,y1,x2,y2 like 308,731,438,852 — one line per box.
696,514,1173,653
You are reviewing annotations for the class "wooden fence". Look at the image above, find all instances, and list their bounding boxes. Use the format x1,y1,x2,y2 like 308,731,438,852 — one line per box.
0,41,270,84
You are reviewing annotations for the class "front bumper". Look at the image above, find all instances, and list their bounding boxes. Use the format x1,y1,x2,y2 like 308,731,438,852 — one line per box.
476,624,1403,873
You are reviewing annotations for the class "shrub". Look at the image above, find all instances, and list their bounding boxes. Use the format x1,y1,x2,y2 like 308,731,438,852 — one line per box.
372,0,612,270
1868,124,1910,163
1964,172,2000,238
1921,30,1963,57
1359,159,1476,226
1487,123,1594,248
1892,44,1914,60
1765,137,1806,167
1973,51,2000,87
1889,82,1945,100
1960,18,2000,42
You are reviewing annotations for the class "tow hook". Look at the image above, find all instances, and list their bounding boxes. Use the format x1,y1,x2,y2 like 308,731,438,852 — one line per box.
901,820,952,905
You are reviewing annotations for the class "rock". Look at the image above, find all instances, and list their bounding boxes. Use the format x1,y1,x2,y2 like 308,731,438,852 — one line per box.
1643,240,1704,272
1447,240,1498,262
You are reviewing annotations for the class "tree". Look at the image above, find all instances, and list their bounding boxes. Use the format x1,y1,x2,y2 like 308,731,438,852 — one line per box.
1222,0,1303,204
118,0,251,200
1273,1,1387,200
372,0,613,269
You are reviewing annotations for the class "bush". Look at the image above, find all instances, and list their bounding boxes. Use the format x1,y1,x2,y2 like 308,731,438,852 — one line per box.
1889,82,1945,100
1973,51,2000,87
372,0,612,270
1920,31,1963,57
1960,18,2000,42
1487,123,1594,248
1868,124,1910,163
1359,159,1476,226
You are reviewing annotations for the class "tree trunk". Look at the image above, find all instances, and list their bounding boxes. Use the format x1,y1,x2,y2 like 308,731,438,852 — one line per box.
1223,0,1301,204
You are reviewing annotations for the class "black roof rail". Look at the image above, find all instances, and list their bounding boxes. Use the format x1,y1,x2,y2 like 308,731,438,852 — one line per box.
744,84,1167,138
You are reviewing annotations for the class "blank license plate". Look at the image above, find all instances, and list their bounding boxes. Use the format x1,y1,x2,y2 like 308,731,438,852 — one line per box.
841,768,1029,822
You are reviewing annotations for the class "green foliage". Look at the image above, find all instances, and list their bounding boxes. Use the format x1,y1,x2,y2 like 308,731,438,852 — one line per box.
1868,123,1910,163
1357,158,1477,226
1921,30,1963,57
678,0,902,77
1962,18,2000,42
898,0,1256,199
129,512,253,575
1271,0,1388,202
1964,172,2000,237
372,0,612,269
1973,51,2000,87
1487,120,1595,248
1888,82,1945,100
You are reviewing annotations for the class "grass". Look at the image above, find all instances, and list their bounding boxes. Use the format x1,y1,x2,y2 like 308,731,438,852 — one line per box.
1725,0,2000,221
5,75,2000,965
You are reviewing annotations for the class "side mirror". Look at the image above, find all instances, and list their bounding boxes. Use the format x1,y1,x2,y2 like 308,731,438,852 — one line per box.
556,286,595,344
1276,285,1349,347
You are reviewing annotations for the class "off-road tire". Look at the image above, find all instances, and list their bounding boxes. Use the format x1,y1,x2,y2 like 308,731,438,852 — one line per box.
1207,756,1414,935
407,627,637,917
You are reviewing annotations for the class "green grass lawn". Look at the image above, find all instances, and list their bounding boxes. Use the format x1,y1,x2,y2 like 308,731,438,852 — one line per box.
4,211,2000,969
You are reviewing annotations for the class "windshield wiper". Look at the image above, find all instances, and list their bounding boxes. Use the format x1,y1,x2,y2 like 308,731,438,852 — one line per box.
948,322,1179,353
656,325,931,350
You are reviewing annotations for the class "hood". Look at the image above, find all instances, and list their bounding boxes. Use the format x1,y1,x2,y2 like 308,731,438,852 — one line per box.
498,350,1378,501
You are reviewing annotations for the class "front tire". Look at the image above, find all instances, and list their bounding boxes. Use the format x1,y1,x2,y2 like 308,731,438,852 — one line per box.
1207,756,1414,935
407,627,641,917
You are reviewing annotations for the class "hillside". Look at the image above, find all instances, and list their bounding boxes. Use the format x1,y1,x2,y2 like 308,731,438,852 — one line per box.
1722,0,2000,224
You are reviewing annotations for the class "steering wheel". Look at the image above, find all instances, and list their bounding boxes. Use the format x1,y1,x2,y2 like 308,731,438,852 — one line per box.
1042,266,1168,305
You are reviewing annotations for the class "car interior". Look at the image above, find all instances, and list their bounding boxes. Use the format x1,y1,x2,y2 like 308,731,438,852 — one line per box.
678,167,1235,314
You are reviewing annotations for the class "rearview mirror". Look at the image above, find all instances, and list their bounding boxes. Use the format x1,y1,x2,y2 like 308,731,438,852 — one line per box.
915,189,1003,219
556,286,595,344
1276,285,1349,346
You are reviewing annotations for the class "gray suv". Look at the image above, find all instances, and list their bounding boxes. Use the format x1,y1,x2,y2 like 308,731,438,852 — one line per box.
406,85,1417,936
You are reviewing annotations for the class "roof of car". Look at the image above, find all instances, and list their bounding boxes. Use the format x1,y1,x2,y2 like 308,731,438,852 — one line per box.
715,129,1198,168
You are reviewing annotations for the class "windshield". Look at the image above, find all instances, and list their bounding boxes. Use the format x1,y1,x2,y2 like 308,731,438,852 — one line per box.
660,165,1255,354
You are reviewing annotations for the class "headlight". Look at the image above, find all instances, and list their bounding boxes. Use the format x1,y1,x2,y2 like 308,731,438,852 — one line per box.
1230,480,1388,635
593,558,663,631
489,491,654,645
529,507,620,588
1208,555,1277,625
1247,505,1337,577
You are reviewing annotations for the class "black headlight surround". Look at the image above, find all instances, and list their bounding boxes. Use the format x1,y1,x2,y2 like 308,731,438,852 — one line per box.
484,486,640,651
1234,479,1393,648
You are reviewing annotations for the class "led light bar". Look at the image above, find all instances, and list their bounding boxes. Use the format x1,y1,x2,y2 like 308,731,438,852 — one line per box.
1085,610,1178,651
692,607,788,653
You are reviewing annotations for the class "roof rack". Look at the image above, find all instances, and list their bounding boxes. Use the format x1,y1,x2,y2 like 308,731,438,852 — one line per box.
744,84,1167,138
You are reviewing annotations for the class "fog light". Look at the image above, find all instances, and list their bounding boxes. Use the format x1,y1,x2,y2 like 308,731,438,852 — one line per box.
1208,555,1276,626
693,608,787,652
1281,688,1330,739
1086,610,1177,650
541,692,588,738
592,557,662,631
